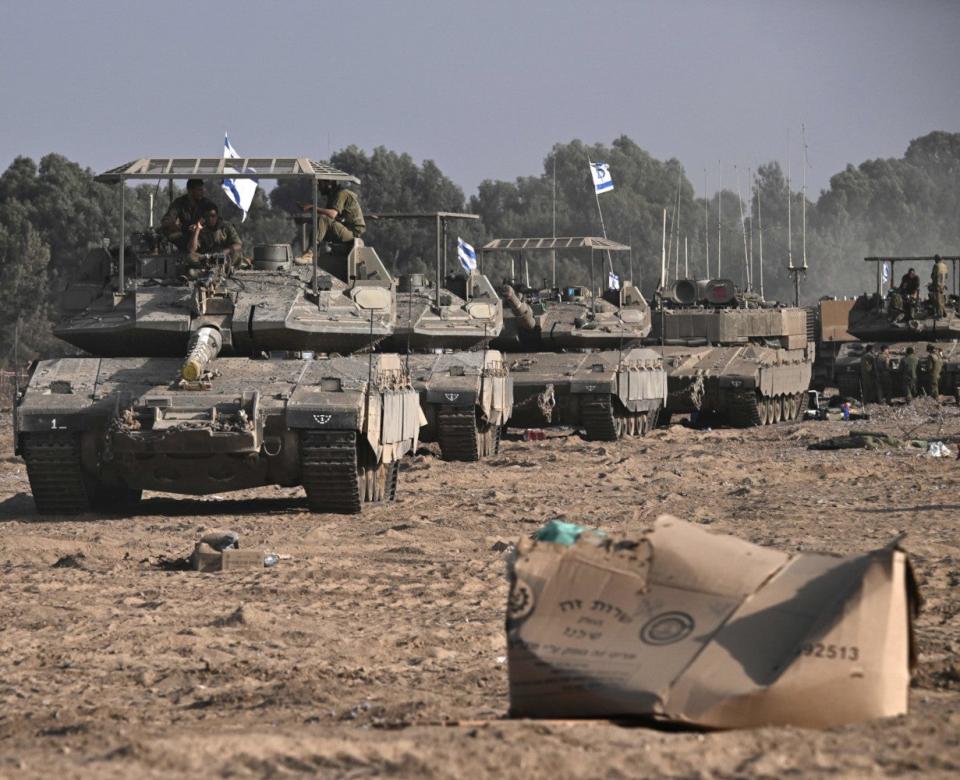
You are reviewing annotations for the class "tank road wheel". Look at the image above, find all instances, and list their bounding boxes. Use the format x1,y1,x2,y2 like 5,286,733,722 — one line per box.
757,398,768,425
580,394,620,441
22,433,94,515
786,394,798,421
300,430,363,515
729,391,762,428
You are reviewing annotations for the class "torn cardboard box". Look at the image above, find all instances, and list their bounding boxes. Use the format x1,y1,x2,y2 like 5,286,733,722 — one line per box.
191,530,276,572
506,516,920,729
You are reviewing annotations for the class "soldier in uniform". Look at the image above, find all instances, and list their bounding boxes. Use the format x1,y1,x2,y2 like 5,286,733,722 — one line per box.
876,344,892,403
860,344,878,403
887,288,905,323
900,345,919,401
300,180,366,246
930,255,949,318
898,268,920,320
160,178,217,250
926,343,944,399
186,204,242,258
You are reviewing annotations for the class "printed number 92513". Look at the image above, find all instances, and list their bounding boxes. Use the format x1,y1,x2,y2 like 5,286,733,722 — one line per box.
802,642,859,661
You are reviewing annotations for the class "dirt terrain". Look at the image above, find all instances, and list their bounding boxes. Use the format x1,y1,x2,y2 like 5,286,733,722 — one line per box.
1,404,959,779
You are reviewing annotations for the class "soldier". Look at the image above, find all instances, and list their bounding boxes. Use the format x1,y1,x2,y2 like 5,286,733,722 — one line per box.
876,344,892,403
160,179,217,250
899,268,920,320
927,343,944,399
887,288,905,323
900,346,919,401
186,204,242,258
300,180,366,246
930,255,949,318
860,344,878,403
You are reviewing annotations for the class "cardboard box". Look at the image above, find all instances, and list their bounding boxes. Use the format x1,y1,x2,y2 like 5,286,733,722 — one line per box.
192,543,266,573
506,516,920,729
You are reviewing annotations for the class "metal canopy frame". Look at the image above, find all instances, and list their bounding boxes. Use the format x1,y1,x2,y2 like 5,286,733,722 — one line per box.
368,212,481,309
96,157,360,297
865,256,960,297
479,236,631,300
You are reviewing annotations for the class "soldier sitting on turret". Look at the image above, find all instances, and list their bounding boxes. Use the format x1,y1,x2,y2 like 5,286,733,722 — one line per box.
299,180,366,247
887,288,905,323
186,203,242,260
899,268,920,320
160,178,217,251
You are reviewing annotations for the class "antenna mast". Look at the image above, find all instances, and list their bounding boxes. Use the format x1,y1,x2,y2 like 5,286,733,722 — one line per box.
801,123,809,270
717,161,722,276
736,165,750,292
756,172,764,300
703,168,710,278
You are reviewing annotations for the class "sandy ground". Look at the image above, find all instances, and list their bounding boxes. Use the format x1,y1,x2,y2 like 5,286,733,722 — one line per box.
1,403,959,779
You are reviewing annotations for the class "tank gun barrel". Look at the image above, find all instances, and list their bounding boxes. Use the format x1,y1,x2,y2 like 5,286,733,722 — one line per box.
181,326,223,381
502,285,537,331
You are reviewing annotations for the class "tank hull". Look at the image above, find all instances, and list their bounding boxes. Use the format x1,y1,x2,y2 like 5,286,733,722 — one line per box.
652,344,813,427
407,350,513,461
16,355,421,514
834,340,960,401
504,349,666,440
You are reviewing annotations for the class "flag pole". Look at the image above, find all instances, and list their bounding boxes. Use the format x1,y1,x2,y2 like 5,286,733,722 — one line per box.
587,156,613,275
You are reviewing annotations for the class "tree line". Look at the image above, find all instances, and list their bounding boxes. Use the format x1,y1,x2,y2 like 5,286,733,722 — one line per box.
0,131,958,365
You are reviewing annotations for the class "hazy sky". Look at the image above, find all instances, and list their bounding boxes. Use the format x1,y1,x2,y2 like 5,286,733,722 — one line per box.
1,1,957,198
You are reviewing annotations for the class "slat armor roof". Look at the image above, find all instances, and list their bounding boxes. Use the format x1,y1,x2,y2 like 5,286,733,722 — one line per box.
95,157,360,184
865,256,960,263
481,237,630,252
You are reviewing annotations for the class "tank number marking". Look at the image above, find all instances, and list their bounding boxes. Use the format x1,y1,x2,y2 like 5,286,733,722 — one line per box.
50,418,67,430
801,642,859,661
444,393,460,401
312,414,332,425
585,385,596,391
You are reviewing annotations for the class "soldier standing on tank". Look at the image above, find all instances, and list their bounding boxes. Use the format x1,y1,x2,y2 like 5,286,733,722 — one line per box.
926,343,944,400
160,179,217,251
860,344,878,403
930,255,949,319
300,181,366,246
900,346,919,401
899,268,920,320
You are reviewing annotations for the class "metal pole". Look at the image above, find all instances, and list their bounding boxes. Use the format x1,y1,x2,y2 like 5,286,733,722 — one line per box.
552,154,557,287
119,182,125,292
704,168,709,278
435,214,441,310
660,208,667,289
148,192,154,228
442,218,448,281
312,178,319,299
590,249,596,315
717,161,722,277
757,174,764,301
588,157,614,274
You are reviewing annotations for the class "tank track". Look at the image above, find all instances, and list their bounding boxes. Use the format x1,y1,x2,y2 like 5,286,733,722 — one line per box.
728,391,762,428
300,430,362,514
386,460,399,501
436,406,501,461
22,433,93,515
580,395,619,441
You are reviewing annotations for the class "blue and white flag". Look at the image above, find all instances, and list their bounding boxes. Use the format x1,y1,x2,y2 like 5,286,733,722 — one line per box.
590,162,614,194
222,134,258,222
882,261,891,286
457,237,477,272
608,271,621,290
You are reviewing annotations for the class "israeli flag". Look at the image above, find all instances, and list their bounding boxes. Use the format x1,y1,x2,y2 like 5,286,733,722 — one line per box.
457,237,477,272
608,271,621,290
882,261,891,285
590,162,614,194
222,134,258,222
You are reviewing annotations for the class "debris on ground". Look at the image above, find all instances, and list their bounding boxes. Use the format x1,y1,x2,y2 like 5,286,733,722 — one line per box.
809,431,929,451
506,516,920,729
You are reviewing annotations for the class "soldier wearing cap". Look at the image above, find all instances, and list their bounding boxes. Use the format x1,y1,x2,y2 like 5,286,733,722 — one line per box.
161,178,217,251
300,180,366,246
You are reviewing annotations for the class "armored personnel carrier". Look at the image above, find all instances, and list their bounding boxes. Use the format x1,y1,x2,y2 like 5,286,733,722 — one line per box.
367,212,512,461
833,255,960,399
479,237,666,440
649,278,814,426
16,156,420,515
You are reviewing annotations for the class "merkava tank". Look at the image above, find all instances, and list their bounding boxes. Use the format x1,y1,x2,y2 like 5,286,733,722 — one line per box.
16,156,421,515
365,212,512,461
649,278,814,427
833,255,960,400
480,237,666,440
